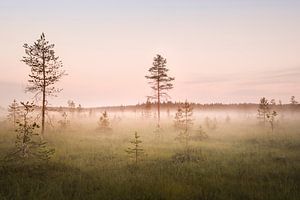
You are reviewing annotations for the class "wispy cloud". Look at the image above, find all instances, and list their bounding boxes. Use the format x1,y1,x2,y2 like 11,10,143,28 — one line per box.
177,67,300,103
240,67,300,86
182,66,300,86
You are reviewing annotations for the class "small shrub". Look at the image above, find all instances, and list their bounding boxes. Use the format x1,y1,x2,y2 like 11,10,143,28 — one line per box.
190,126,208,141
267,111,278,133
97,111,112,132
257,97,270,125
225,115,231,123
5,101,54,164
172,148,204,163
204,117,217,131
58,111,70,129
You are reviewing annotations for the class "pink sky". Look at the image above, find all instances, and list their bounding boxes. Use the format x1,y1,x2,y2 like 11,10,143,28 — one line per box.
0,1,300,107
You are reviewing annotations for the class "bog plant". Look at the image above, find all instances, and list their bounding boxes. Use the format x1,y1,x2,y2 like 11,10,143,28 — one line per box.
5,101,54,164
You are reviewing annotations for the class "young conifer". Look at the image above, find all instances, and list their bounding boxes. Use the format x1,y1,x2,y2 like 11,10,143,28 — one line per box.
174,106,184,130
7,99,20,128
98,111,111,131
267,111,277,133
175,100,193,147
58,111,70,129
142,97,152,119
126,131,144,165
257,97,270,125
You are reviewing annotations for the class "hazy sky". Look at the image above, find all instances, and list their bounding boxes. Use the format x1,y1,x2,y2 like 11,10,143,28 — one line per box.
0,0,300,107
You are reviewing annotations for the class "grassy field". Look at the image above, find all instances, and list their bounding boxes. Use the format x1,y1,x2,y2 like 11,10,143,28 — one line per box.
0,114,299,200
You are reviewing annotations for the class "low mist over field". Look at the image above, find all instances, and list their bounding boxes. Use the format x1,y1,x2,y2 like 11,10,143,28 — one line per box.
1,1,300,200
1,101,300,200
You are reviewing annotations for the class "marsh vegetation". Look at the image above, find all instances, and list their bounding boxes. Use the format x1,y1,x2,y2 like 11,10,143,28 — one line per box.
0,107,299,200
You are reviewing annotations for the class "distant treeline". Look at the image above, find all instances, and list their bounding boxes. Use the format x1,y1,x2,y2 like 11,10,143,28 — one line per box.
45,102,300,112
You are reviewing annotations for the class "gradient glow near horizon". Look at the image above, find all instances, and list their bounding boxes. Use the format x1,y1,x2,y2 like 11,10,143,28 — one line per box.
0,0,300,107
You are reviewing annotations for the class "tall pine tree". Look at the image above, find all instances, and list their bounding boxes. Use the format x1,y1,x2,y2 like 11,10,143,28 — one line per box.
145,54,174,130
22,33,66,135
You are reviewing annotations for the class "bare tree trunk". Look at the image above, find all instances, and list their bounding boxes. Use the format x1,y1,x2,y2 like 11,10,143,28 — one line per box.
157,79,160,129
135,146,138,165
185,108,188,148
42,88,45,135
13,110,16,128
41,52,46,135
185,108,188,133
271,122,274,133
22,112,28,158
157,94,160,129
